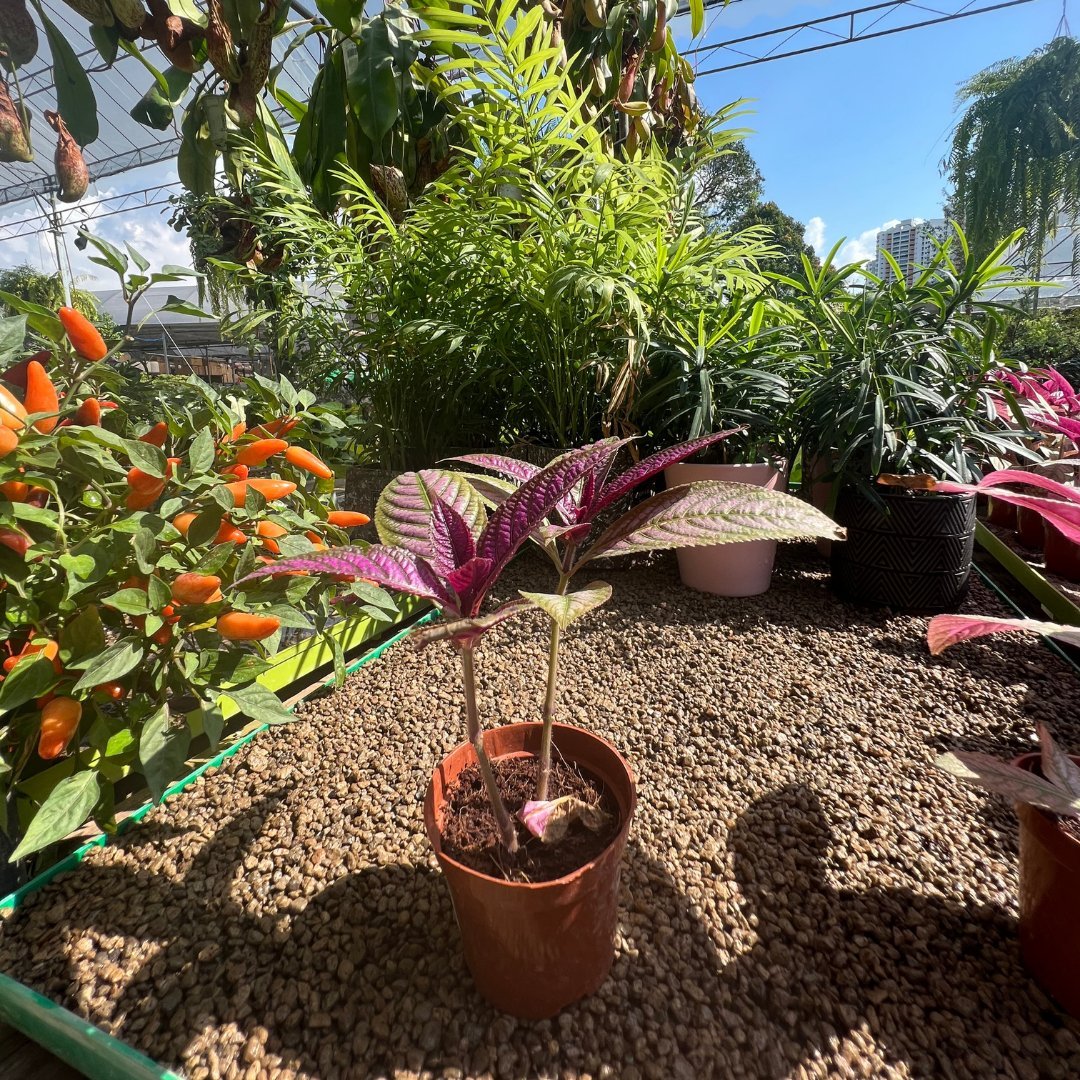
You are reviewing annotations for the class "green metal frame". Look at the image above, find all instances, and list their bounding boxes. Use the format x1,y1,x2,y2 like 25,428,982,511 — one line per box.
975,522,1080,626
0,607,438,1080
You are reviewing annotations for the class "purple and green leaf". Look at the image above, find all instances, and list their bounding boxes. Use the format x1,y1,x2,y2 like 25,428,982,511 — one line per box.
375,469,486,558
927,614,1080,654
430,495,476,577
1038,722,1080,800
518,581,612,630
237,545,452,607
593,428,744,512
580,481,845,563
410,599,534,650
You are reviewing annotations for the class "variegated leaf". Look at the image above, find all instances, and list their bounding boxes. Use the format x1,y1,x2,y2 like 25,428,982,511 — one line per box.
375,469,486,557
445,556,494,605
927,614,1080,655
594,428,744,511
519,796,612,843
444,453,540,483
236,545,451,606
1037,722,1080,799
935,751,1080,818
519,581,612,629
580,481,845,563
410,599,534,650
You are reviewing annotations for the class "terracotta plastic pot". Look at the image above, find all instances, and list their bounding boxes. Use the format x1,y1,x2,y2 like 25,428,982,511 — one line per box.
1044,524,1080,582
424,722,636,1019
986,496,1018,529
1016,505,1046,550
664,462,787,596
1014,753,1080,1017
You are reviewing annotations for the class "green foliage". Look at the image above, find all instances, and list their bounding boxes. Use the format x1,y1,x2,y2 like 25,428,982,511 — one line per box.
0,242,395,867
1002,306,1080,386
788,226,1041,492
219,6,773,465
731,201,821,285
948,36,1080,270
0,266,116,344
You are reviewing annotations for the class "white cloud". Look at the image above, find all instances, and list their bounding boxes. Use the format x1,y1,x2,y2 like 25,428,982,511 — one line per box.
0,166,191,290
837,219,900,265
804,215,826,254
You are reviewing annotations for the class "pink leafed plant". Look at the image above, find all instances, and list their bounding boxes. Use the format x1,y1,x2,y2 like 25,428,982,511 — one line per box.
936,723,1080,820
239,437,844,852
988,367,1080,449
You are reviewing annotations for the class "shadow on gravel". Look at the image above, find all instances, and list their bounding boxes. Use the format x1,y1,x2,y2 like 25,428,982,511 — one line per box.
6,782,1079,1078
689,784,1077,1078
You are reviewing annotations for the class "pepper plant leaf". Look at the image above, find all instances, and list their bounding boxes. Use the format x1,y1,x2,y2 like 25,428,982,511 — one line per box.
581,482,845,562
9,771,102,863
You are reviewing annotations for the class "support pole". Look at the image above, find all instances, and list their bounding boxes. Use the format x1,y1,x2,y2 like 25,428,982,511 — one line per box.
48,195,71,309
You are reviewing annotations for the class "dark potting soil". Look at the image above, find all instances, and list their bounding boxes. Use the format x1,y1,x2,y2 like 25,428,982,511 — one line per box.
440,755,619,883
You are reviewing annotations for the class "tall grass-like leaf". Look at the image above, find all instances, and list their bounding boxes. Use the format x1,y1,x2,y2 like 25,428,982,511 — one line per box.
935,751,1080,818
927,614,1080,653
581,482,845,562
376,469,486,557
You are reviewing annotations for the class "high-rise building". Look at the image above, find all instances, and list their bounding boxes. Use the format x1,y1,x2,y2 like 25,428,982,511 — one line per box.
868,218,950,285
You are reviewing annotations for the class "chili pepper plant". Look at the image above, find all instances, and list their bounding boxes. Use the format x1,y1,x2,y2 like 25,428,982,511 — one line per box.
0,246,396,871
242,436,845,852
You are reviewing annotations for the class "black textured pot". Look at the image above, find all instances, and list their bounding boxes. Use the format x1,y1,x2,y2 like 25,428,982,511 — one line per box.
830,487,976,613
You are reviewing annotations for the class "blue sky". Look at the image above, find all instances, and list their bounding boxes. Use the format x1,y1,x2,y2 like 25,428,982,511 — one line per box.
0,0,1059,283
686,0,1055,261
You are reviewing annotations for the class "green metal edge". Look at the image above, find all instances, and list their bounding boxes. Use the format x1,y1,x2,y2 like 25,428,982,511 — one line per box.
0,606,438,1080
975,522,1080,626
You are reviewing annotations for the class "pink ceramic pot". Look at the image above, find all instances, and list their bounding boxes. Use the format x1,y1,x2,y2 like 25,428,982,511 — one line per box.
664,462,787,597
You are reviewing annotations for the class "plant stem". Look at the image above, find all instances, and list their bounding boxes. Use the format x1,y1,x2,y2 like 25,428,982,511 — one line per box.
460,645,518,854
536,561,573,800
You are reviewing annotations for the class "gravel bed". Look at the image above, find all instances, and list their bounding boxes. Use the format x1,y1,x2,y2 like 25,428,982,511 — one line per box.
2,547,1080,1079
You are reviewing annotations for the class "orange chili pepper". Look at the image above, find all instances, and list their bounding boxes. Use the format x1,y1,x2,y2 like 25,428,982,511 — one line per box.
0,480,29,501
327,511,370,528
58,307,108,362
221,464,249,480
224,479,296,507
171,573,223,605
24,360,59,434
0,427,17,458
139,421,168,447
284,446,333,479
0,384,27,431
216,612,282,641
234,438,288,466
74,397,102,426
38,696,82,759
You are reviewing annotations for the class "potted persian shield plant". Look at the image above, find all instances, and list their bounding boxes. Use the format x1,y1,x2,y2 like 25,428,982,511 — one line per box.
243,436,843,1017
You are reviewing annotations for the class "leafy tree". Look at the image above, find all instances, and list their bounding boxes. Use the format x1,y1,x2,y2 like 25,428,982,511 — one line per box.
947,35,1080,272
694,141,763,229
0,264,118,343
731,201,821,283
1002,306,1080,386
